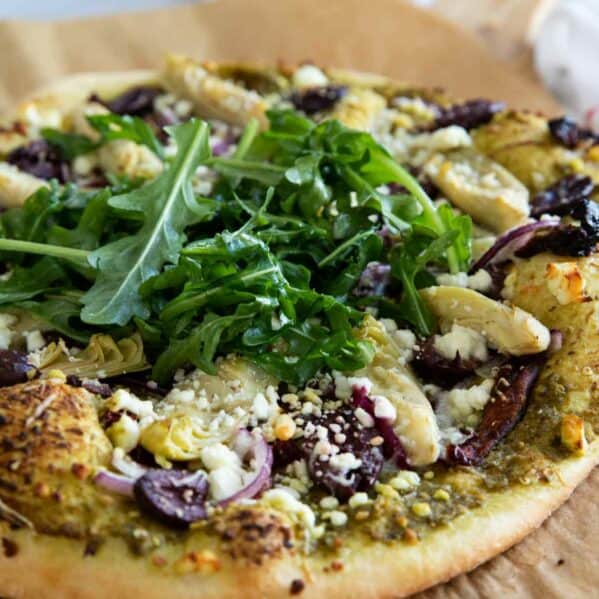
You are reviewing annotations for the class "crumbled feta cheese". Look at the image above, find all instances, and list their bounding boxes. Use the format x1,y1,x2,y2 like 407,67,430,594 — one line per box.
0,313,17,349
373,395,397,421
467,269,493,292
292,65,329,88
439,378,495,428
333,372,372,399
354,407,375,428
208,467,244,501
108,388,156,421
200,443,241,470
329,452,362,475
24,330,45,352
437,269,493,293
433,324,488,362
252,392,270,421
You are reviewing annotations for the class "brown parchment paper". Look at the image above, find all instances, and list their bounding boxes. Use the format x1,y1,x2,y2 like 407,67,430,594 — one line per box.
0,0,594,597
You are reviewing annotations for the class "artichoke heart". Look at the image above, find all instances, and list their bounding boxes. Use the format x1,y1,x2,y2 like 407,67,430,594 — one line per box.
140,356,278,464
420,286,550,355
162,54,270,129
38,333,148,378
424,148,529,233
355,316,441,466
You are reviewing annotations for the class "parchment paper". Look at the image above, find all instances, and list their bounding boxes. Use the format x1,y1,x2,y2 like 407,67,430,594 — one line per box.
0,0,594,596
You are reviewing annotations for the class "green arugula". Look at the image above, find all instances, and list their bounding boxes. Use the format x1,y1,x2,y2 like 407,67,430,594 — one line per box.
0,109,473,385
81,119,214,326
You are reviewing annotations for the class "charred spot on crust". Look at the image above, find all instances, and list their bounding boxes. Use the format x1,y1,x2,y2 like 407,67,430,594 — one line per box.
289,579,305,595
214,507,294,564
1,537,18,557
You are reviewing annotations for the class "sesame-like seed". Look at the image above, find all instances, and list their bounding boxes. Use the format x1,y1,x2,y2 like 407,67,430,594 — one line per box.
369,436,384,446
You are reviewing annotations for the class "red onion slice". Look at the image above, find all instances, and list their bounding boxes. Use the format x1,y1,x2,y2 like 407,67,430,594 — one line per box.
218,429,273,506
470,219,560,273
94,470,135,497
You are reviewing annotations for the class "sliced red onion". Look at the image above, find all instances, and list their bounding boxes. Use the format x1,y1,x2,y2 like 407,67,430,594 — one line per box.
94,470,135,497
352,386,410,469
470,219,560,273
218,429,273,506
112,449,148,479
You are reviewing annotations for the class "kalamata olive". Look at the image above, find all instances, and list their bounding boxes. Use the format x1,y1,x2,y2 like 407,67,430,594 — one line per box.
432,99,504,131
412,337,481,388
548,116,598,148
0,350,36,387
290,85,347,115
7,140,71,182
274,406,383,502
133,469,209,527
104,86,164,117
530,175,594,218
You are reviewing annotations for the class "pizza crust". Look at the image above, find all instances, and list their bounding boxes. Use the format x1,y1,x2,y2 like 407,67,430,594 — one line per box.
1,441,597,599
0,67,598,599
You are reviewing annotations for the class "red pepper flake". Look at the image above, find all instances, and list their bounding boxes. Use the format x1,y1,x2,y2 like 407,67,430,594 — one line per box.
290,579,305,595
331,561,343,572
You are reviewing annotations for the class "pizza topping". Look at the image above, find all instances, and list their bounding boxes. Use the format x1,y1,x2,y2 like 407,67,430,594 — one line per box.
445,360,542,465
0,349,36,387
547,116,598,148
530,174,594,218
412,335,483,388
274,406,384,501
133,469,209,527
103,86,164,117
431,99,504,131
290,85,348,115
517,200,599,258
420,286,551,355
470,219,560,272
6,139,71,183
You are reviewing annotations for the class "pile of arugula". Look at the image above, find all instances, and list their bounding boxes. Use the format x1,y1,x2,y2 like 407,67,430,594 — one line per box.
0,110,471,385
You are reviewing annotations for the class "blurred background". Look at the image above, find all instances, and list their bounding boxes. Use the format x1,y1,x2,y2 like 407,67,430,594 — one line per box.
0,0,596,123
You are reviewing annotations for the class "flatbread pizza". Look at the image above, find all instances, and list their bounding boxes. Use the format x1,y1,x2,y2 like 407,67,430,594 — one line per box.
0,55,598,598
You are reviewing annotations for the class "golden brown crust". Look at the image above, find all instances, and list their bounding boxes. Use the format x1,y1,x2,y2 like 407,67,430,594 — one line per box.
0,380,117,536
0,443,597,599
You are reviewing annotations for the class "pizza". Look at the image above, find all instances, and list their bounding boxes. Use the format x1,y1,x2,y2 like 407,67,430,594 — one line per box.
0,54,598,598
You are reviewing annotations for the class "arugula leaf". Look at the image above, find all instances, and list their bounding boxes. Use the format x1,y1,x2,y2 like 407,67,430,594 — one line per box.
0,258,67,305
14,296,92,343
391,230,459,336
80,119,213,326
48,189,110,251
41,129,97,160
